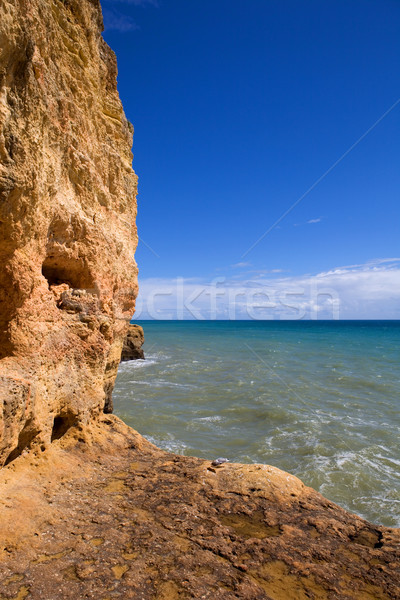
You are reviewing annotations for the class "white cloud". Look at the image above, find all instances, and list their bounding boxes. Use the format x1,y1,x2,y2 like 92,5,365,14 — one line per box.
294,217,323,226
133,259,400,320
231,261,252,269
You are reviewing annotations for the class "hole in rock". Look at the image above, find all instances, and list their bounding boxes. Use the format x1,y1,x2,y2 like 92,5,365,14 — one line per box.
51,413,77,442
4,420,39,465
42,256,95,291
350,528,382,549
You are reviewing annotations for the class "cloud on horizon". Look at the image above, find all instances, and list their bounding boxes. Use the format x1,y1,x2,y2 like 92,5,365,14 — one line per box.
133,259,400,320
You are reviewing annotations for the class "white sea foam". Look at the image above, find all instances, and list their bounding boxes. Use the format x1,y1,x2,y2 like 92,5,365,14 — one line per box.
193,415,223,423
374,454,400,468
146,435,188,455
118,356,159,370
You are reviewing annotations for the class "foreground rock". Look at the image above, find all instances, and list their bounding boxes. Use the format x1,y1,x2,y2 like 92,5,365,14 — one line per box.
121,324,145,361
0,418,398,600
0,0,138,464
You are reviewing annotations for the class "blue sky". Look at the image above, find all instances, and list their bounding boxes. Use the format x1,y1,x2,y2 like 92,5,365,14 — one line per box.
102,0,400,319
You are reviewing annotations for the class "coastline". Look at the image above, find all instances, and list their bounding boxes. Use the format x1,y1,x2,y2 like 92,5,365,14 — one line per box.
114,320,400,529
1,0,399,597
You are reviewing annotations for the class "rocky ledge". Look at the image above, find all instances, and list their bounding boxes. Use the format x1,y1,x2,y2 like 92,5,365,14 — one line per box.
0,417,399,600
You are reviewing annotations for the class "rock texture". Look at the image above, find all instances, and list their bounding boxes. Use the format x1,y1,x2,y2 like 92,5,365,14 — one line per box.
0,418,399,600
121,323,145,361
0,0,138,465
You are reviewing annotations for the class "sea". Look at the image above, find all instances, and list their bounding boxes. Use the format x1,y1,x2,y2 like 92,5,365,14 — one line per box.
113,320,400,527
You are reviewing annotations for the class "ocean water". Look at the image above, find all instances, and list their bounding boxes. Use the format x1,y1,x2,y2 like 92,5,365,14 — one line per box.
113,320,400,527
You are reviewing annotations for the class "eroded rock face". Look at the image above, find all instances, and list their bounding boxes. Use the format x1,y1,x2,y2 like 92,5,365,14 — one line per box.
0,0,138,465
121,323,144,362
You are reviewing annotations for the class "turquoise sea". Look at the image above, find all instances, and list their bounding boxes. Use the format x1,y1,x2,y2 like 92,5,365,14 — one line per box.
113,320,400,527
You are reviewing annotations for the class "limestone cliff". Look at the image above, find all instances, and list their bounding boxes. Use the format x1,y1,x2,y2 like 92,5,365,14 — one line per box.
0,0,138,465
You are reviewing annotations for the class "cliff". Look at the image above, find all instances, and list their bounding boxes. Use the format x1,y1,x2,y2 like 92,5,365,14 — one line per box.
0,1,399,599
0,0,138,464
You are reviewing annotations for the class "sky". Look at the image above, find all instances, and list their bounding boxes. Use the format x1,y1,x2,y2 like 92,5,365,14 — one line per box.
102,0,400,319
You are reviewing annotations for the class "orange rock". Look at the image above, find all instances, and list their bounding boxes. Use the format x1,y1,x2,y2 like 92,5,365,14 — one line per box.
0,417,398,600
0,0,138,464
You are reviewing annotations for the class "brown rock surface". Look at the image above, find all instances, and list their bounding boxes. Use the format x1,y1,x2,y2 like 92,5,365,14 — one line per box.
0,417,399,600
0,0,138,464
121,323,145,361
